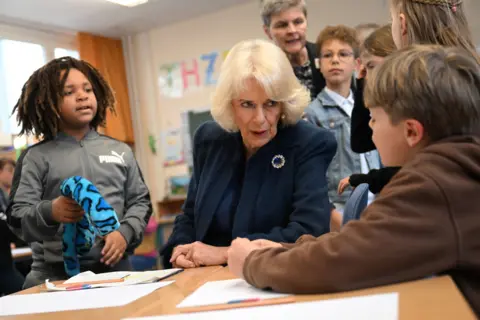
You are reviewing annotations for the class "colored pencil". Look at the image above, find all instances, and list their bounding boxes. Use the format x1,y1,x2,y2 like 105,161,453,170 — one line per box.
178,296,296,314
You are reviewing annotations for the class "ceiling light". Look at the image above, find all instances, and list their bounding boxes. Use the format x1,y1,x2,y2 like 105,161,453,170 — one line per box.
105,0,148,7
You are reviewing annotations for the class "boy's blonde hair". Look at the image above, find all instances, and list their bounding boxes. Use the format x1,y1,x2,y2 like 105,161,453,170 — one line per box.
364,44,480,141
260,0,307,27
211,39,310,132
316,25,359,58
361,24,397,58
391,0,477,59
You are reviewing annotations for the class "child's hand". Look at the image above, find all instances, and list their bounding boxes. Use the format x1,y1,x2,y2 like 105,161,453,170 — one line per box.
330,208,343,232
338,177,351,195
52,196,85,223
101,231,127,266
357,65,367,79
227,238,257,279
250,239,282,249
356,58,367,79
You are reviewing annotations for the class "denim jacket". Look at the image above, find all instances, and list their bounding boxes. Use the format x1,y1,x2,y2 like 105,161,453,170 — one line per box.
304,89,380,205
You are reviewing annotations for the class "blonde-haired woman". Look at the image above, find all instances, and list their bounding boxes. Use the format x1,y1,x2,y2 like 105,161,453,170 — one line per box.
162,39,336,269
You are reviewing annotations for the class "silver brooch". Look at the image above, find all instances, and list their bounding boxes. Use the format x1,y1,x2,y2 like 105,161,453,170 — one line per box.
271,155,285,169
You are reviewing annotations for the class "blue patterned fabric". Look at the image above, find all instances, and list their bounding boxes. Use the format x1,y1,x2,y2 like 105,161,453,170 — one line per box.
60,176,120,276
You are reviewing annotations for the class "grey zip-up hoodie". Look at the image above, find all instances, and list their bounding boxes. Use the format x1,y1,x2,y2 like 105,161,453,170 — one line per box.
7,130,152,269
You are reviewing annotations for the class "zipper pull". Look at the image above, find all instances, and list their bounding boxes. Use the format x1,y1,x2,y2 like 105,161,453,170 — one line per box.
80,140,84,147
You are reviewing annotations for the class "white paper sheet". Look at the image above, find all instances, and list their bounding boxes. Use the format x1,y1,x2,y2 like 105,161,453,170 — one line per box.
124,269,183,283
0,281,174,316
176,279,291,308
63,271,131,284
63,269,182,285
124,293,399,320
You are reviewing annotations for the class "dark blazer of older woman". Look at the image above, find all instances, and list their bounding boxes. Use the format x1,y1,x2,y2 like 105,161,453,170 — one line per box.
161,120,336,267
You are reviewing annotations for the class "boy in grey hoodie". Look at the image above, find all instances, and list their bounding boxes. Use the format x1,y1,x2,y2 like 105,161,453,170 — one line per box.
7,57,152,288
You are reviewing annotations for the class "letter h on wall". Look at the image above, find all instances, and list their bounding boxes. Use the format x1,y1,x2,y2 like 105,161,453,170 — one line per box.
181,59,200,90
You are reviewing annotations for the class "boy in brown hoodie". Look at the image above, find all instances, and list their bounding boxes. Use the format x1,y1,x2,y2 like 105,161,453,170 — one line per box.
227,44,480,316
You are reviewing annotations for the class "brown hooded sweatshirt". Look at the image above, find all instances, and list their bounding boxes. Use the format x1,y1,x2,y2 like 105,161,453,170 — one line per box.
243,135,480,316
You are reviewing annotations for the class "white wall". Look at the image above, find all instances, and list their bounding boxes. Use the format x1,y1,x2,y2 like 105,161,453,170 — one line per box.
124,0,480,201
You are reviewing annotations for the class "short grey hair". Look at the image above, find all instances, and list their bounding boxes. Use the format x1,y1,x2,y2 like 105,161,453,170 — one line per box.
260,0,307,27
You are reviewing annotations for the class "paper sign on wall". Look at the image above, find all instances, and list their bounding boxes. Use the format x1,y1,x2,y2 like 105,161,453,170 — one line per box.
158,49,230,98
162,128,184,166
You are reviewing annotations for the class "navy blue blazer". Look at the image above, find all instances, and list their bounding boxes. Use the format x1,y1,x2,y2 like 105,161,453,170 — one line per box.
161,120,337,266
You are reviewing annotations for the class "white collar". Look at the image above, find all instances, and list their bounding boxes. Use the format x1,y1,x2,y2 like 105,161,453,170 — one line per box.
324,87,354,117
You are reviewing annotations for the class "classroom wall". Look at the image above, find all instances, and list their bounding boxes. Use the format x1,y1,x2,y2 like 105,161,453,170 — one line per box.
124,0,480,202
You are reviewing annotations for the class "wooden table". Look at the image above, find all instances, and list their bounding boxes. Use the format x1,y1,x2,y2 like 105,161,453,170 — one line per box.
2,266,224,320
3,266,476,320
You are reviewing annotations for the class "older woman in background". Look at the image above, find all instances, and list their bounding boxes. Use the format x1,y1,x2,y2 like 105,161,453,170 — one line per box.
161,39,336,268
260,0,325,99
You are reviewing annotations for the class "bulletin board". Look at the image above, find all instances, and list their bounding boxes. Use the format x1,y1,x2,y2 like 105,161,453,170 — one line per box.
153,42,231,200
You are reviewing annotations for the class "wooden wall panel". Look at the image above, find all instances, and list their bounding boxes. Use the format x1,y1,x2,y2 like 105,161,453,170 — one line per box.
77,32,134,144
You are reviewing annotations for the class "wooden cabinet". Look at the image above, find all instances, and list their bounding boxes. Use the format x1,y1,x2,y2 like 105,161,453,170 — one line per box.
157,196,186,217
76,32,134,144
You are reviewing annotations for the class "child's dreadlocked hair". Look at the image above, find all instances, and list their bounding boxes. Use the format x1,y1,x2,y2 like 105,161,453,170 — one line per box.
12,56,116,140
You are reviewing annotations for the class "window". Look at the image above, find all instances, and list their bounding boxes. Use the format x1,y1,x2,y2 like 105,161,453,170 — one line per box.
0,39,46,138
55,48,79,59
0,26,78,149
